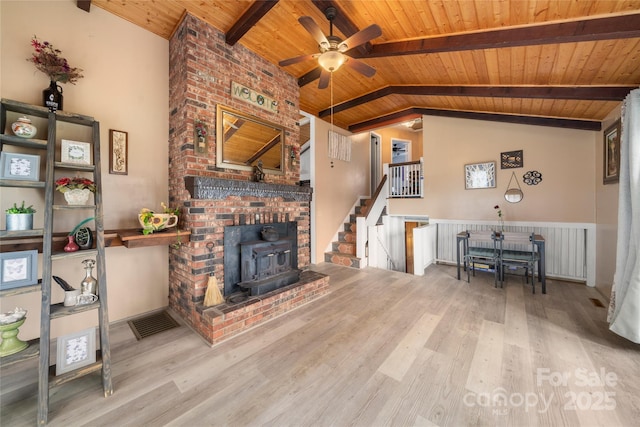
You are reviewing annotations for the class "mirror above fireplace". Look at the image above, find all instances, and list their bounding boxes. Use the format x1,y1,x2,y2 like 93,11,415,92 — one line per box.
216,105,284,175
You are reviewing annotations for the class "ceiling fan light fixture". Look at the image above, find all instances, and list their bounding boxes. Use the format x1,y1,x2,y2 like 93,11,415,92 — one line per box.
318,51,345,72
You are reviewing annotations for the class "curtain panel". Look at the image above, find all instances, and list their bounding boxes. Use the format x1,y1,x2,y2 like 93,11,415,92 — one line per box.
608,88,640,343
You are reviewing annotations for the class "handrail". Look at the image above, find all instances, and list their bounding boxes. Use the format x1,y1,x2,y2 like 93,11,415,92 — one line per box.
388,159,421,168
364,174,387,224
356,174,389,265
376,231,396,270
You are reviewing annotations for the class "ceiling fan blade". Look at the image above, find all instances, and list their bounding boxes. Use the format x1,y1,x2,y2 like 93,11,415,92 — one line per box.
318,69,330,89
299,16,329,47
339,24,382,51
345,57,377,78
279,53,319,67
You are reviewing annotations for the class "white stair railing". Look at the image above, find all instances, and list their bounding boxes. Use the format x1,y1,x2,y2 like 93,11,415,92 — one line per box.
356,175,388,268
387,159,423,198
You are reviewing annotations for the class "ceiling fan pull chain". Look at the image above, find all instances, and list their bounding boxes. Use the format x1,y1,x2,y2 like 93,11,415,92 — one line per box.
330,71,334,130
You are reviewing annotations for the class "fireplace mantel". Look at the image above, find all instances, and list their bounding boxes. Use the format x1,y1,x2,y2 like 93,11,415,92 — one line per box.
184,176,312,202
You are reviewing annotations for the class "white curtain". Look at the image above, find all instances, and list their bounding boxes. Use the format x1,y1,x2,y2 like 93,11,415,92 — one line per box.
608,88,640,343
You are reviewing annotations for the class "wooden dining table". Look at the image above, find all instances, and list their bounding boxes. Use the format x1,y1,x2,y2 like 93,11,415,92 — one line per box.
456,231,547,294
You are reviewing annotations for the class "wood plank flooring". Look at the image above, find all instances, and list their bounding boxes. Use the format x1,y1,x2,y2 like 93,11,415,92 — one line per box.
1,263,639,426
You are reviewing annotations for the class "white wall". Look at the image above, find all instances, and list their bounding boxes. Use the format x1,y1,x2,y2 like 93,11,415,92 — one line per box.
391,116,597,223
312,118,369,263
1,1,170,339
596,106,622,298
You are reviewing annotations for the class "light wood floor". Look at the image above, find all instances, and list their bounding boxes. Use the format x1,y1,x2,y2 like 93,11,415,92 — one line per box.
2,263,639,426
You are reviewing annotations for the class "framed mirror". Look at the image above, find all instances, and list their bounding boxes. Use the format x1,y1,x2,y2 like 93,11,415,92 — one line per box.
216,105,284,175
504,172,524,203
504,188,523,203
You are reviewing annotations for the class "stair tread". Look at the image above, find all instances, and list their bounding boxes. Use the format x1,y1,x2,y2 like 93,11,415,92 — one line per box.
324,251,360,260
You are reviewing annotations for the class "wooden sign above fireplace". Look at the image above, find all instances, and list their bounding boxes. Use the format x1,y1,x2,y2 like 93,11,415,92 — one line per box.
231,81,278,114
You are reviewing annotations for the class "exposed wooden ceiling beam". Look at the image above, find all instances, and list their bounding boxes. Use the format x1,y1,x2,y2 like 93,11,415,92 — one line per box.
77,0,91,12
348,108,601,133
225,0,279,46
319,85,635,117
298,13,640,87
355,13,640,58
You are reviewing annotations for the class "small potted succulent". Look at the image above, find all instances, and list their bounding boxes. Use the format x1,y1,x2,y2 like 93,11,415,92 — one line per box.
5,201,36,231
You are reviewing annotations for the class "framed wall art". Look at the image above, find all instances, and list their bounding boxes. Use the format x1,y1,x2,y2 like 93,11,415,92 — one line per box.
0,250,38,291
109,129,128,175
465,161,496,189
500,150,523,169
603,119,621,184
61,139,92,165
56,327,96,375
0,152,40,181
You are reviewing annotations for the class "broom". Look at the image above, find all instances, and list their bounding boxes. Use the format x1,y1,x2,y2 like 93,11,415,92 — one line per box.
203,242,224,307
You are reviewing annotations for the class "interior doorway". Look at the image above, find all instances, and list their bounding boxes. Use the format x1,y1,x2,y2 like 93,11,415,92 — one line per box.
391,138,411,164
405,222,417,274
370,132,381,196
405,220,429,274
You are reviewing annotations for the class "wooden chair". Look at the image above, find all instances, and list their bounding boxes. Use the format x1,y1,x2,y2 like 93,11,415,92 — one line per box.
495,232,539,293
463,230,500,287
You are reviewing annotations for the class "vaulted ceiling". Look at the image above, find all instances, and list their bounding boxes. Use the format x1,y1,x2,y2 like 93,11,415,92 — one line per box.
90,0,640,132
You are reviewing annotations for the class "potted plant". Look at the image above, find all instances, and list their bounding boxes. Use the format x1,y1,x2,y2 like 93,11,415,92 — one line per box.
5,201,36,231
55,177,96,205
138,202,180,235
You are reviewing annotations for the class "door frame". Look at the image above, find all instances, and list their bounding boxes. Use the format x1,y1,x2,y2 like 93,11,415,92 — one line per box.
391,138,412,164
370,131,381,196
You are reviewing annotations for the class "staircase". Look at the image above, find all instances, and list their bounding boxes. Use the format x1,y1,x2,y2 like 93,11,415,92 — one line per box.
324,198,372,268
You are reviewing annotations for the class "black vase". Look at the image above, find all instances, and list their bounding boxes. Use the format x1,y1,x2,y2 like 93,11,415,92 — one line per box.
43,81,63,111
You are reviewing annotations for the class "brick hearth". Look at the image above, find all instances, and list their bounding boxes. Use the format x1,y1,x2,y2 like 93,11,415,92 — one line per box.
195,270,329,345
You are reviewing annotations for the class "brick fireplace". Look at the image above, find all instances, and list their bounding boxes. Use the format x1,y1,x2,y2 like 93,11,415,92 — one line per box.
167,13,329,345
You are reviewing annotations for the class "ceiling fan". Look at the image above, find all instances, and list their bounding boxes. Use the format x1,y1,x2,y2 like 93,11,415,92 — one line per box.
279,7,382,89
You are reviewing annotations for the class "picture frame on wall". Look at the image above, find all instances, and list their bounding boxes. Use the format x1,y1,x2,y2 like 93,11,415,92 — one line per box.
603,119,621,184
0,152,40,181
500,150,523,169
56,327,97,375
109,129,128,175
61,139,92,165
0,250,38,291
465,161,496,189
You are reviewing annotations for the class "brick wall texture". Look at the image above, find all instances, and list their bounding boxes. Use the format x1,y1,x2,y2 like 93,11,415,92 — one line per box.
167,13,321,345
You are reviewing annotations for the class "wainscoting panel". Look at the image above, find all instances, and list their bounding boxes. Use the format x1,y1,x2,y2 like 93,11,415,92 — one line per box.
432,220,591,283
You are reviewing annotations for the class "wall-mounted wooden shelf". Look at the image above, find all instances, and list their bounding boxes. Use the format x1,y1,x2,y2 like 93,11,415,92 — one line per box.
117,229,191,249
0,228,191,253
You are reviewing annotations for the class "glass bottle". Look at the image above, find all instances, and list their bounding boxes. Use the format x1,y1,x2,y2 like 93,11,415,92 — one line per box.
80,259,98,296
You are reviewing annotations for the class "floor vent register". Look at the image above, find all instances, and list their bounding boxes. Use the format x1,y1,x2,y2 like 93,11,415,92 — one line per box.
128,310,180,340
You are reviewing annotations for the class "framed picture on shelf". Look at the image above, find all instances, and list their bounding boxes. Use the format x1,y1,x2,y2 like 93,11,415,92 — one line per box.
56,327,96,375
0,152,40,181
0,250,38,290
465,161,496,189
603,119,621,184
61,139,92,165
109,129,128,175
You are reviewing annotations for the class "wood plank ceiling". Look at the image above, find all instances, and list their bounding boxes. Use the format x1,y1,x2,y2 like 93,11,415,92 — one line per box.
91,0,640,132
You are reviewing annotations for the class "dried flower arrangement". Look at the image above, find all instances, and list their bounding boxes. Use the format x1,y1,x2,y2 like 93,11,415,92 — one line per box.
27,36,84,84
